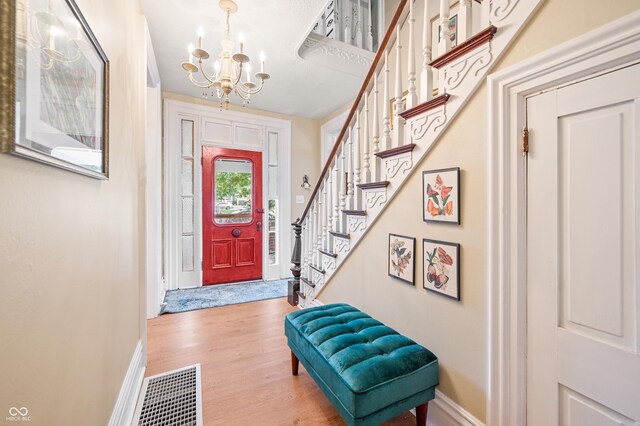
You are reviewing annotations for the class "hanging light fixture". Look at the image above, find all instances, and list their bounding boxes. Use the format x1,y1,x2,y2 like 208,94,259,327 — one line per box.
181,0,270,108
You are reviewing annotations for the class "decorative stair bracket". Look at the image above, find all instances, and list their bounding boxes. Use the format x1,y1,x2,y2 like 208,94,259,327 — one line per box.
293,0,544,308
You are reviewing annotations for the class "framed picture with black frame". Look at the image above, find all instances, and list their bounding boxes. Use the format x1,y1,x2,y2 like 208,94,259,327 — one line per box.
422,167,460,224
423,238,460,301
388,233,416,285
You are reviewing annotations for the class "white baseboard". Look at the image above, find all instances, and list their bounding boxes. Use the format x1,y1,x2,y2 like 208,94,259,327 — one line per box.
108,340,146,426
427,390,484,426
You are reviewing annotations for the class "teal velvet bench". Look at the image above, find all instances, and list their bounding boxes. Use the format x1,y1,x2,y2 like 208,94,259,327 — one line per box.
285,303,439,426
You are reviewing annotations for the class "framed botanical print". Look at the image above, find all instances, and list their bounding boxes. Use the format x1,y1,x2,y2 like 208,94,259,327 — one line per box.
423,239,460,300
388,233,416,285
423,167,460,224
0,0,110,179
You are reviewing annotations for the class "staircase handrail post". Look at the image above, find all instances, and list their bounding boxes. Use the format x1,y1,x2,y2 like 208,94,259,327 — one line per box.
288,218,302,306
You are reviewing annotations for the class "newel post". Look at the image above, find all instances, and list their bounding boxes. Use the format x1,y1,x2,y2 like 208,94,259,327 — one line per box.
288,218,303,306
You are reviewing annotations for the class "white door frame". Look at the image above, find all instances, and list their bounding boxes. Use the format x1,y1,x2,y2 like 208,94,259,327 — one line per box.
320,110,348,168
486,11,640,426
164,99,292,290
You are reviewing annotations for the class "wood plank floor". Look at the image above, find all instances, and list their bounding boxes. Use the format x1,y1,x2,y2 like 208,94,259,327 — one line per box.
147,297,417,425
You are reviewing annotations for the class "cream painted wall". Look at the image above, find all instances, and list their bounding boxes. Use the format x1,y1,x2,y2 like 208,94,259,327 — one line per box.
0,0,146,424
161,92,322,221
319,0,640,422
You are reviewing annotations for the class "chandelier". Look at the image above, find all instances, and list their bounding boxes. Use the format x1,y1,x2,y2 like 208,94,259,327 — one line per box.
181,0,270,108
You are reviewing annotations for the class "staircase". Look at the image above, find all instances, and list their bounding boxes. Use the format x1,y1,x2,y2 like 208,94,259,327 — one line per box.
290,0,543,308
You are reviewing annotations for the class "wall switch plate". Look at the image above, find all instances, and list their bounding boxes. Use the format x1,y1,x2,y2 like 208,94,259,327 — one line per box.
296,195,305,204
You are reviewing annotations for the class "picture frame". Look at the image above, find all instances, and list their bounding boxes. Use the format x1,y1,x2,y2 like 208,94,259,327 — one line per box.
423,239,460,301
0,0,110,179
422,167,460,224
388,233,416,285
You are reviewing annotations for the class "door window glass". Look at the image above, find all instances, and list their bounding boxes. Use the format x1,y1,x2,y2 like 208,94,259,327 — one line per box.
214,158,252,224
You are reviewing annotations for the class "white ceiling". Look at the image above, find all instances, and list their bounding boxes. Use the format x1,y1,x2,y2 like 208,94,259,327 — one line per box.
141,0,366,119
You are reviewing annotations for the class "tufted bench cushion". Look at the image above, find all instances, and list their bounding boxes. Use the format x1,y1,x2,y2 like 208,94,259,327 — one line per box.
285,303,439,425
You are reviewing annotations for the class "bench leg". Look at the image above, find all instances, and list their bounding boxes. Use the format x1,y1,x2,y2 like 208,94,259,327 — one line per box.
291,351,299,376
416,402,428,426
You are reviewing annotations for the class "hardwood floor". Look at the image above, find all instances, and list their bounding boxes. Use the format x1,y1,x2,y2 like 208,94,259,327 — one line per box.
147,297,417,425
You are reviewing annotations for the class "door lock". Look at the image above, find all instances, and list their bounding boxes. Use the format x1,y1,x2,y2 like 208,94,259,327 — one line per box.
256,208,265,214
256,221,262,231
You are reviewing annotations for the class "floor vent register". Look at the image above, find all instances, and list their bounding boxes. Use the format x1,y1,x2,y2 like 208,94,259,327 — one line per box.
132,364,202,426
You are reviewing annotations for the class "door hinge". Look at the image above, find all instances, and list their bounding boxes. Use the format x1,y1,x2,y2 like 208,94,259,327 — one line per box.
522,127,529,156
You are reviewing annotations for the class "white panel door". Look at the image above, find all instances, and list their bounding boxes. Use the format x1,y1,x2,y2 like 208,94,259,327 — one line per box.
527,63,640,425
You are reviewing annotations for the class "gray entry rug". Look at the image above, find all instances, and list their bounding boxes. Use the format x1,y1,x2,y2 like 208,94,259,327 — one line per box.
160,278,289,314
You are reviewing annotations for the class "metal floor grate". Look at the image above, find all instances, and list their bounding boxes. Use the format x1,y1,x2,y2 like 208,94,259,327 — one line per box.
132,364,202,426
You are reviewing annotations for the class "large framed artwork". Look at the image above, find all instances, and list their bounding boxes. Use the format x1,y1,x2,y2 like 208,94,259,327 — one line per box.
388,233,416,285
0,0,110,179
423,167,460,224
423,238,460,301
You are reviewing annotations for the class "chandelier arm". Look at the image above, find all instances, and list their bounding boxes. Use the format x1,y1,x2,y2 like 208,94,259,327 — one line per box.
236,78,265,96
232,61,244,86
197,60,218,84
187,73,215,88
233,87,251,101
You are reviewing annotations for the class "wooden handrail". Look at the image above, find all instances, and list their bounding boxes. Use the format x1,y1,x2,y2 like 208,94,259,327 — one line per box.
300,0,409,222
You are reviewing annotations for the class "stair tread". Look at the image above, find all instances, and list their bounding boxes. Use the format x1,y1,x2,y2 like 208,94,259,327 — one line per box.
375,144,416,159
310,264,326,274
429,25,497,69
329,231,351,239
400,94,450,120
357,181,390,190
301,277,316,288
319,249,338,258
343,209,367,216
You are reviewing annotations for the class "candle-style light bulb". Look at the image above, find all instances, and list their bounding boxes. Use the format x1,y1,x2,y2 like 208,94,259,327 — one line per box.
238,32,245,53
259,51,266,73
188,43,195,64
197,27,204,49
246,63,251,83
49,26,58,50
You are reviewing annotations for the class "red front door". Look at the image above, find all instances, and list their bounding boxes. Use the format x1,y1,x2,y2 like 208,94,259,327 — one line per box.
202,146,263,285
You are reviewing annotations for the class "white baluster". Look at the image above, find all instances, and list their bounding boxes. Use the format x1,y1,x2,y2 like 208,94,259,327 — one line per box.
481,0,490,27
354,111,362,210
356,0,364,49
302,220,308,279
306,218,312,278
407,0,418,109
344,0,352,46
333,157,340,233
362,91,371,183
393,24,404,146
326,166,333,248
458,0,473,43
438,0,451,57
311,200,318,266
331,0,339,40
367,0,374,51
339,142,347,232
316,198,322,268
346,125,354,210
382,50,391,151
372,71,380,180
421,0,434,102
321,181,328,252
